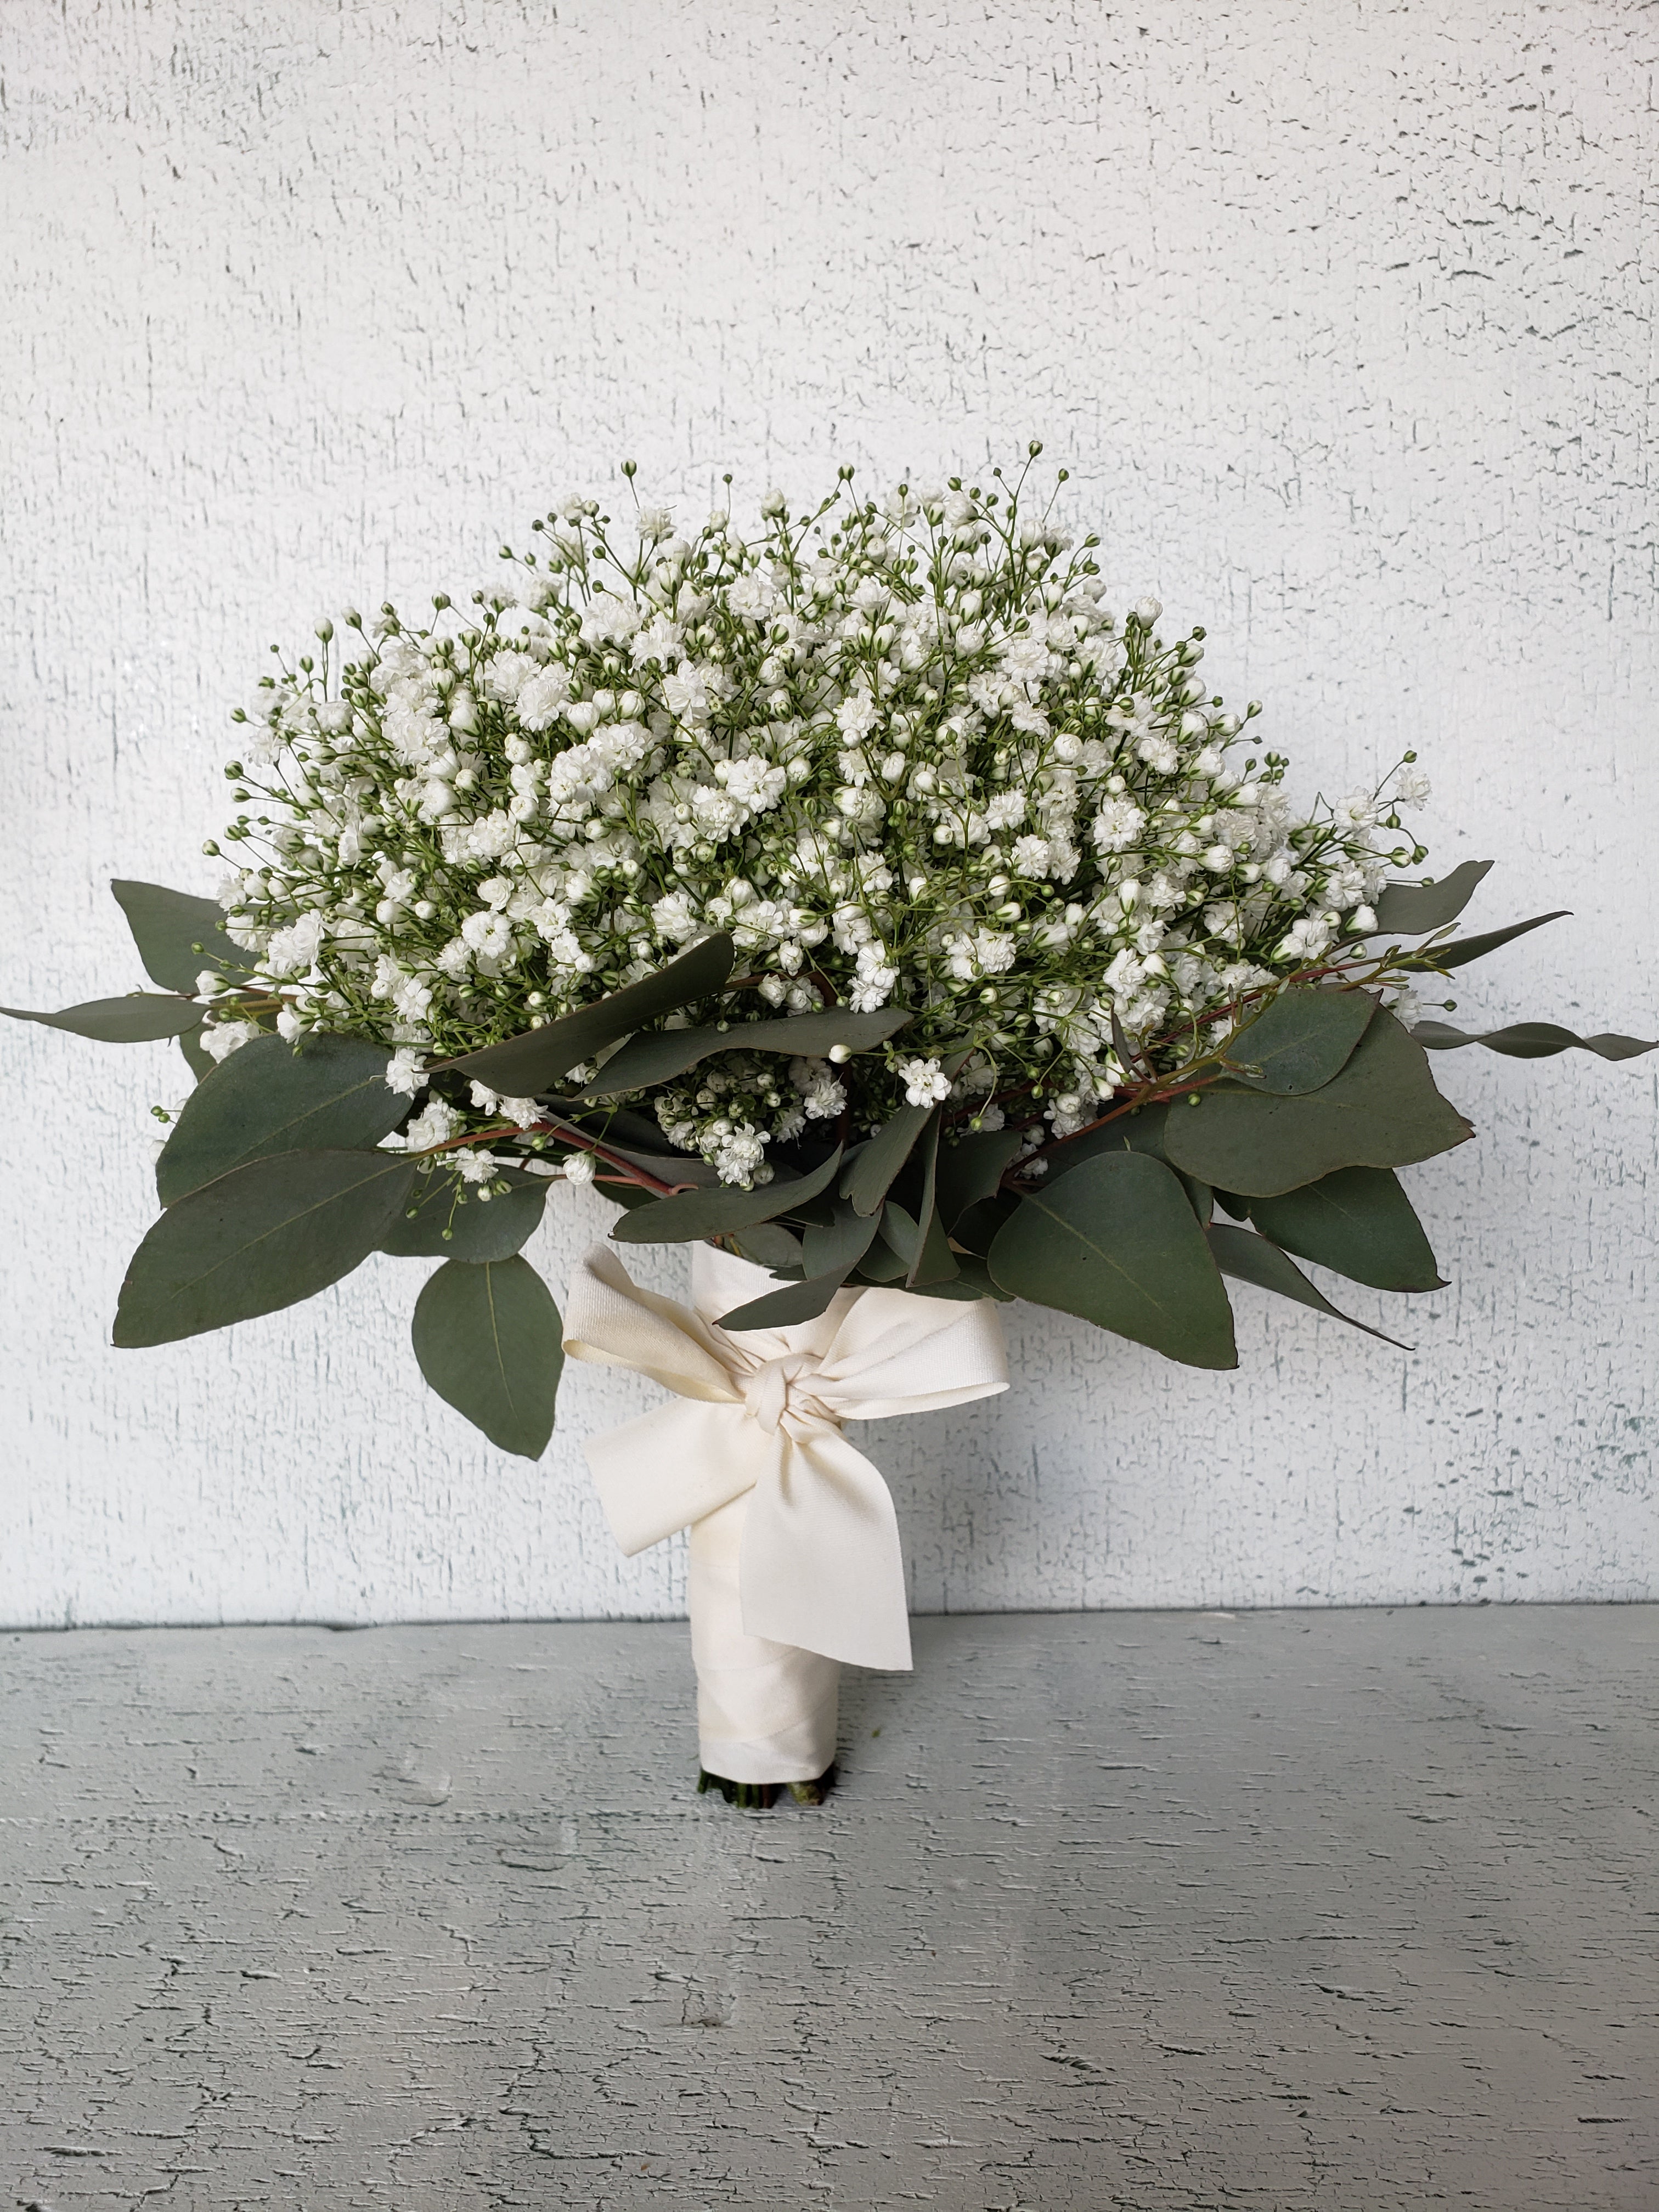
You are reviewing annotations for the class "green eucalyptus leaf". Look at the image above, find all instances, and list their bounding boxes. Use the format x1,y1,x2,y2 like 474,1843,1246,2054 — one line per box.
1180,1173,1214,1227
111,879,254,991
2,993,204,1043
1206,1223,1410,1350
1224,986,1376,1095
731,1221,805,1273
988,1152,1238,1370
905,1115,958,1288
1412,1019,1657,1062
951,1189,1019,1256
876,1199,921,1265
380,1169,550,1260
580,1139,722,1188
443,935,735,1096
411,1256,561,1458
933,1126,1023,1229
1399,910,1568,973
155,1033,404,1206
1041,1100,1209,1224
715,1269,854,1330
1247,1164,1444,1293
177,1025,215,1083
1371,860,1493,935
609,1145,843,1244
1045,1099,1171,1172
1161,1010,1474,1197
918,1250,1011,1302
801,1201,881,1279
842,1102,934,1217
113,1150,415,1348
856,1221,911,1282
580,1006,912,1097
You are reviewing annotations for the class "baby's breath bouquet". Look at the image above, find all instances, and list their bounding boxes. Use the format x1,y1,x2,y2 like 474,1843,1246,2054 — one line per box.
8,454,1652,1803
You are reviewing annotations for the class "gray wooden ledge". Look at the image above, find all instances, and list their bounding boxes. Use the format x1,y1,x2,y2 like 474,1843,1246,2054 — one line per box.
2,1606,1656,2210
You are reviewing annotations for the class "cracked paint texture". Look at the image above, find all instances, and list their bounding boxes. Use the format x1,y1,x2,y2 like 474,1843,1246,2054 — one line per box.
2,1609,1657,2208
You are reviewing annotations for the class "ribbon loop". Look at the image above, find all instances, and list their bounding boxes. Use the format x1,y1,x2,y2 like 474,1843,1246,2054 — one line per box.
562,1242,1010,1672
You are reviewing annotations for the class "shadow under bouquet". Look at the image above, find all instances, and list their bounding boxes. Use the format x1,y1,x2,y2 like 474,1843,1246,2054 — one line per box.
9,456,1653,1804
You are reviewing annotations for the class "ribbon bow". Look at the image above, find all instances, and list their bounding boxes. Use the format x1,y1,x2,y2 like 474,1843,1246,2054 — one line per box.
562,1243,1009,1671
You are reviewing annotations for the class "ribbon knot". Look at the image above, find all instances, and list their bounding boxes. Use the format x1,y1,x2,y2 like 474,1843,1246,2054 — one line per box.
741,1350,828,1437
562,1243,1010,1672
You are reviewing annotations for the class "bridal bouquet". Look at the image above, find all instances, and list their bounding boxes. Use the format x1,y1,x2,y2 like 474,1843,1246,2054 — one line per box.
9,455,1651,1804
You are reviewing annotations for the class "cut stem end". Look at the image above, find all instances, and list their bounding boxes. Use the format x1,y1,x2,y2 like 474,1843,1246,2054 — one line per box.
697,1764,837,1810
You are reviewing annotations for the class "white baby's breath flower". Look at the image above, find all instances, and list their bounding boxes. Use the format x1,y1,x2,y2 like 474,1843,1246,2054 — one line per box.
219,464,1427,1185
201,1019,260,1063
385,1047,428,1097
403,1098,460,1151
899,1057,952,1107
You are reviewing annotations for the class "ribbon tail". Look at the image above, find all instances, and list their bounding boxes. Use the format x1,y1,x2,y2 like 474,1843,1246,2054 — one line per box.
586,1399,773,1555
738,1429,913,1672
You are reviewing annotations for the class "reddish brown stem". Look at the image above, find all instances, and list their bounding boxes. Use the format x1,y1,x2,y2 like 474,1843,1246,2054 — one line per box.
415,1119,697,1198
1011,1068,1231,1178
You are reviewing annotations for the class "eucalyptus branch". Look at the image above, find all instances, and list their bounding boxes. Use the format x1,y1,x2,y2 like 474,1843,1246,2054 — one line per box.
413,1119,698,1198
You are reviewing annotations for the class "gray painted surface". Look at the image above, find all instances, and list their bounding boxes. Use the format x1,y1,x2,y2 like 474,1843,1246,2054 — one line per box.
3,1607,1656,2209
3,1,1658,1628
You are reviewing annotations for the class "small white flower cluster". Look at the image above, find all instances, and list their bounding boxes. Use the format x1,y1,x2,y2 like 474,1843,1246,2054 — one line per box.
204,462,1430,1184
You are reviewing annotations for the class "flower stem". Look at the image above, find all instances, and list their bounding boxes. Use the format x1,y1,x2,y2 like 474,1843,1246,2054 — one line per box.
697,1765,836,1810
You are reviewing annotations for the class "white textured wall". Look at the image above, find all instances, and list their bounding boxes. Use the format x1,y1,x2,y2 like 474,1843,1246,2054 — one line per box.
2,0,1655,1629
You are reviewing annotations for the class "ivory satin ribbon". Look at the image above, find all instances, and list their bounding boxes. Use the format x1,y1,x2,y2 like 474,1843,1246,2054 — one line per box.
563,1242,1009,1724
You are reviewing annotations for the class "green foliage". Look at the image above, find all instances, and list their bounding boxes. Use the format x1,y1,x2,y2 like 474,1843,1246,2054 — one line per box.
111,879,253,991
155,1034,405,1205
1224,985,1375,1095
1205,1223,1409,1348
730,1220,805,1273
445,934,735,1096
1163,1010,1473,1197
2,994,203,1042
1046,1098,1171,1171
177,1026,215,1082
1371,860,1493,935
876,1198,922,1267
933,1126,1022,1229
1400,910,1568,972
715,1270,853,1329
114,1151,415,1347
842,1102,934,1217
610,1145,843,1243
586,1138,723,1188
580,1007,912,1097
380,1170,550,1260
926,1250,1012,1302
951,1189,1019,1256
1247,1166,1444,1291
989,1152,1238,1369
801,1202,881,1279
902,1115,960,1288
411,1256,562,1458
1413,1019,1657,1062
857,1218,912,1282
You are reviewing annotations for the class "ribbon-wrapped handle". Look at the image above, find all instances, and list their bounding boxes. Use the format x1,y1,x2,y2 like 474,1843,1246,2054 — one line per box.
562,1243,1009,1671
